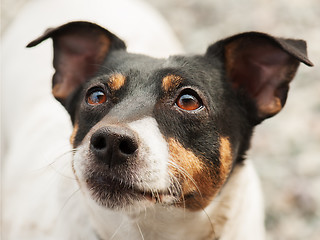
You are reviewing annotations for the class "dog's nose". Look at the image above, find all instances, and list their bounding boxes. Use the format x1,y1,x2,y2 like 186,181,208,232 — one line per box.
90,126,138,167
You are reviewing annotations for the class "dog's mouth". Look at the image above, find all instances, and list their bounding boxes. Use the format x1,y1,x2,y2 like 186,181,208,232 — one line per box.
85,173,174,208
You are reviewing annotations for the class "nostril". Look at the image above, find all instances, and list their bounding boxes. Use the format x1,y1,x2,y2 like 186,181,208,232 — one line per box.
90,127,138,167
91,134,107,150
119,138,138,155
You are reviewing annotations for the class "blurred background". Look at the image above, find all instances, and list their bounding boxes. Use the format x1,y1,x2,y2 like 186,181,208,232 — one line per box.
2,0,319,239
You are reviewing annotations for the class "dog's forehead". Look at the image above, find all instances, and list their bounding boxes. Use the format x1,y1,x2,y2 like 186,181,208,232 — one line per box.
103,51,165,78
101,51,219,88
108,54,210,103
90,52,165,121
80,51,224,128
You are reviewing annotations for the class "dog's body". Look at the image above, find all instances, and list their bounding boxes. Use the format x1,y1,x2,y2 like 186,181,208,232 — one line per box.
2,2,313,239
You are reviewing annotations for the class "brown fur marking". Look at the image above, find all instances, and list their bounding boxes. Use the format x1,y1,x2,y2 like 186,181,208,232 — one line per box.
167,138,216,211
70,123,79,146
108,73,126,91
162,74,182,92
219,136,233,183
167,137,233,211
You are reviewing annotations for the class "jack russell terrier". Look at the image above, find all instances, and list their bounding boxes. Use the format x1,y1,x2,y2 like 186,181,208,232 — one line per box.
2,6,313,240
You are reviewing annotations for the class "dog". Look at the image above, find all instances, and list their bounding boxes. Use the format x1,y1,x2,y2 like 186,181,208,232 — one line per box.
4,20,312,240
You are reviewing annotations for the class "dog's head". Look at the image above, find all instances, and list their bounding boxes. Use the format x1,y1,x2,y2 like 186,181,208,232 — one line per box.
28,21,312,211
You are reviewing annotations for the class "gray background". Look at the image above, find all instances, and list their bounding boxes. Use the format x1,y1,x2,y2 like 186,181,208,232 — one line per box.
2,0,320,239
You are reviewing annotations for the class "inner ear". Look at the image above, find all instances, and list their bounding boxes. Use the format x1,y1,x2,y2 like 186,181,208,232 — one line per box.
51,26,111,101
225,37,300,119
211,32,314,122
27,21,126,107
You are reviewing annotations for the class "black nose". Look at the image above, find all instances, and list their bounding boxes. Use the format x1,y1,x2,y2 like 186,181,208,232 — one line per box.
90,126,138,167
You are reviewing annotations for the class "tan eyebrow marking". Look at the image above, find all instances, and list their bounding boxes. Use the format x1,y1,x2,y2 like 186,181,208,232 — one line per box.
108,73,126,91
162,74,182,92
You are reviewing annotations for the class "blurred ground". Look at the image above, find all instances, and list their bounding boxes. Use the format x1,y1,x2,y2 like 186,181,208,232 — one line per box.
2,0,320,239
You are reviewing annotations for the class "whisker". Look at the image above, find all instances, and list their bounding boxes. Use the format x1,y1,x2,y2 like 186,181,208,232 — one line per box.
167,171,181,196
200,206,215,238
110,218,125,240
168,160,202,198
31,148,77,182
167,170,187,210
57,188,81,217
136,222,145,240
48,148,78,180
144,182,155,199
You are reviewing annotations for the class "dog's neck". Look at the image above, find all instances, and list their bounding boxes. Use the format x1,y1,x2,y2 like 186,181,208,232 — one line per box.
89,203,214,240
82,161,264,240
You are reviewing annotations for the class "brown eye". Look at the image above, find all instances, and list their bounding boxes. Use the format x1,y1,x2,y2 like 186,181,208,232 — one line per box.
87,89,107,105
176,90,203,111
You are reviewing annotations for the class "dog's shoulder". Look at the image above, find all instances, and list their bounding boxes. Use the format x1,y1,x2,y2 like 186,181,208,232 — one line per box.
207,160,265,240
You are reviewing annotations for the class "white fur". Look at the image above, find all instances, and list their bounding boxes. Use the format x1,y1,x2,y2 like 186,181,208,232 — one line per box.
73,117,170,194
2,0,265,239
73,160,265,240
128,117,170,191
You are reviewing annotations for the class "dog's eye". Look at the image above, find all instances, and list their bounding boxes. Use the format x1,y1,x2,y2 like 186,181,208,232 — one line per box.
86,89,107,105
176,90,203,111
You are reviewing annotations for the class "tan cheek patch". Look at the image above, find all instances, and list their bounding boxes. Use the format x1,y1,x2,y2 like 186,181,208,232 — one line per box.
70,123,79,146
219,136,233,183
162,74,182,92
108,73,126,91
168,137,233,211
167,138,217,211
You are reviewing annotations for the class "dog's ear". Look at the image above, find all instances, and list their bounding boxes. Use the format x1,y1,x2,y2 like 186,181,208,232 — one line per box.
206,32,313,123
27,21,126,106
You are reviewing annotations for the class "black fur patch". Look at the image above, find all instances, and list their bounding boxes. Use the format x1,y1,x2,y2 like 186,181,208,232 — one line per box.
71,49,253,171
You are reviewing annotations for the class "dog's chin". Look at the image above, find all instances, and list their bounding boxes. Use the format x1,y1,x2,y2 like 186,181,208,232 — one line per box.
84,173,174,210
